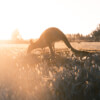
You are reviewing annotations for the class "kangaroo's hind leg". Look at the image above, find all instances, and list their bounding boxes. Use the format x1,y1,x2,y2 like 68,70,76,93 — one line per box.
48,43,55,57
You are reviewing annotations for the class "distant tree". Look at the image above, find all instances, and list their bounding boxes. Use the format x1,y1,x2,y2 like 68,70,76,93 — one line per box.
91,24,100,41
75,33,81,38
12,29,22,40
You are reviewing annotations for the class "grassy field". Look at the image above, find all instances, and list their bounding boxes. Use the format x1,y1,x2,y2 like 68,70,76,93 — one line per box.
0,42,100,100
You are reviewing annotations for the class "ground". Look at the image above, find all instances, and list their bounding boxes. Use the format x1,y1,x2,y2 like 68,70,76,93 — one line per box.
0,42,100,100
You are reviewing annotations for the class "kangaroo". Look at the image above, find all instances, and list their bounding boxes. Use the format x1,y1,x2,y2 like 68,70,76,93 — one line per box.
27,27,90,57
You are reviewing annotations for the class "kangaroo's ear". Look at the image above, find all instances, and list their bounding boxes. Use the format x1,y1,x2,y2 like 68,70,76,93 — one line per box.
30,39,34,44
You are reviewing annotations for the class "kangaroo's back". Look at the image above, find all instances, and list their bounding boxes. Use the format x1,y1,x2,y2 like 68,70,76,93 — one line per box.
39,27,64,42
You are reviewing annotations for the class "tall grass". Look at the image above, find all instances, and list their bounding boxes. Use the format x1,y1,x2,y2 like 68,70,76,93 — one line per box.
0,45,100,100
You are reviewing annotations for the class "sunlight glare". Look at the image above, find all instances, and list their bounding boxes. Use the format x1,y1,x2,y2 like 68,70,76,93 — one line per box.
0,0,100,40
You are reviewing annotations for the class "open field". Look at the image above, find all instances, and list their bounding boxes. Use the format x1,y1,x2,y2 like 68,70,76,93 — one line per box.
0,42,100,100
1,41,100,50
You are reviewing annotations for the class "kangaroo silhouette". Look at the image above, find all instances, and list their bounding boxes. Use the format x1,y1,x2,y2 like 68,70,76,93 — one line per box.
27,27,90,57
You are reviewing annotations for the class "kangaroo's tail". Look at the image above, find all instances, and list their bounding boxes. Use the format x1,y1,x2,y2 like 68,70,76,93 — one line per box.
61,33,78,52
61,33,91,57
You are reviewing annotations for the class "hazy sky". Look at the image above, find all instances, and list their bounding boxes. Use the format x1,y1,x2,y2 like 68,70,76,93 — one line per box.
0,0,100,40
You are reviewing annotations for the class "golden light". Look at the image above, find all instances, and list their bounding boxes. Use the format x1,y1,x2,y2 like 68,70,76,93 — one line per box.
0,0,99,40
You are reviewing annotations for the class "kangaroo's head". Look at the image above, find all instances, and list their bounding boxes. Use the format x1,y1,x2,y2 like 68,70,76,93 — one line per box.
27,39,35,54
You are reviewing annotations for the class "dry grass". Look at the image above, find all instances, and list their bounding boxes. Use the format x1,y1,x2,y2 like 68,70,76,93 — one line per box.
0,42,100,100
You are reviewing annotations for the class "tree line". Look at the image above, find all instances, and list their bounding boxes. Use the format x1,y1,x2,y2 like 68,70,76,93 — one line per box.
67,24,100,42
11,24,100,43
